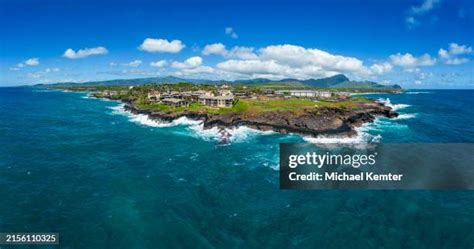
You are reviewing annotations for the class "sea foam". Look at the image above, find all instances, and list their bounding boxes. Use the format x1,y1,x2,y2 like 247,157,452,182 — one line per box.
109,103,274,143
405,91,431,95
303,123,382,144
378,98,410,111
188,123,274,143
394,113,416,120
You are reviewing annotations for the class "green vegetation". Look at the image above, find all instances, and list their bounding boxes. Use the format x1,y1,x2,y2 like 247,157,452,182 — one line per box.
59,82,378,117
135,97,373,116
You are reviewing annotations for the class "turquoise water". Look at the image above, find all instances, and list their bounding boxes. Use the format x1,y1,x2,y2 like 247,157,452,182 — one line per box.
0,87,473,248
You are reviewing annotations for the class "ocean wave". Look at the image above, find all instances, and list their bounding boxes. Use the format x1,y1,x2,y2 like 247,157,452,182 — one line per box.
302,112,414,144
188,123,274,143
109,104,182,127
109,103,274,143
394,113,416,120
369,118,409,130
350,92,390,96
303,123,382,144
81,94,97,99
377,98,410,111
405,91,431,95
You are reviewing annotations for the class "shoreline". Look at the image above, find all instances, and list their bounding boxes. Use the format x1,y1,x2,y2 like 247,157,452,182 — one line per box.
113,97,398,140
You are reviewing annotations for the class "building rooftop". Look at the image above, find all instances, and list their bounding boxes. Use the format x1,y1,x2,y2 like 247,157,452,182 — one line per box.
199,95,234,100
162,98,185,103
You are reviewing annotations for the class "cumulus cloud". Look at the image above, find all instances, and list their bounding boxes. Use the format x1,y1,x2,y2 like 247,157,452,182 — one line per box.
447,43,472,55
225,27,238,39
150,60,168,68
25,58,40,66
171,56,203,69
370,62,393,75
389,53,436,67
10,58,40,70
177,66,215,77
139,38,185,53
122,60,142,67
228,46,258,59
202,43,258,59
63,47,108,59
438,43,472,65
214,44,388,79
258,45,365,71
203,43,227,56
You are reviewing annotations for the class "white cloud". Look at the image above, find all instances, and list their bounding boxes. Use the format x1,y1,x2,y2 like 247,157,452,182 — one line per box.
139,38,185,53
438,48,449,59
202,43,258,60
259,45,365,72
228,46,258,59
150,60,168,68
25,58,40,66
225,27,238,39
406,0,441,28
370,62,393,75
211,44,395,80
448,43,472,55
389,53,436,67
171,56,203,69
217,59,290,77
63,47,108,59
411,0,440,14
109,62,117,66
445,58,470,65
203,43,227,56
44,67,60,73
11,58,40,70
438,43,472,65
178,66,215,76
122,60,142,67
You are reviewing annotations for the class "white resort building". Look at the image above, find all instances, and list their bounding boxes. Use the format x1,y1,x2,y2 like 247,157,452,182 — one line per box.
162,98,187,107
198,95,234,107
275,90,333,98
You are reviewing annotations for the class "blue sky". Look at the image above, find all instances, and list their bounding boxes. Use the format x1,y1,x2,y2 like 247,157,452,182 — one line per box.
0,0,473,88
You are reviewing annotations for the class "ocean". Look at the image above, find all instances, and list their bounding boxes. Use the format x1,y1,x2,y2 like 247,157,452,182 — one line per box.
0,87,473,248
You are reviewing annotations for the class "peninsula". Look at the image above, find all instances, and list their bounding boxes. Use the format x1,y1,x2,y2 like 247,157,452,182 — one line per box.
52,74,400,140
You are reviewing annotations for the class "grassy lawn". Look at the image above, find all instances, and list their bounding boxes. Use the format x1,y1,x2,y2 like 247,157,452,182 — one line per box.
136,97,372,115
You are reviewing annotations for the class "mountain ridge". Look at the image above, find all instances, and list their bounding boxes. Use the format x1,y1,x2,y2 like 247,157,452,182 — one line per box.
37,74,402,90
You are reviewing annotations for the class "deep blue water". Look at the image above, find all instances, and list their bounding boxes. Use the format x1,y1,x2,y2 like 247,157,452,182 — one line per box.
0,87,473,248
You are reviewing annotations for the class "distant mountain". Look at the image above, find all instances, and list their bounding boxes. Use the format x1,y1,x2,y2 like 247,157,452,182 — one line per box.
39,74,402,90
37,76,206,87
303,74,350,87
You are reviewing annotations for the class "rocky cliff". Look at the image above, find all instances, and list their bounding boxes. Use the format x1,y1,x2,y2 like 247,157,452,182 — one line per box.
123,101,397,138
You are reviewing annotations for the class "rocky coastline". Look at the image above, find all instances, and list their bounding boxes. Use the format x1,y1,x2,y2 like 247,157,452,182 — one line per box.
120,99,398,138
